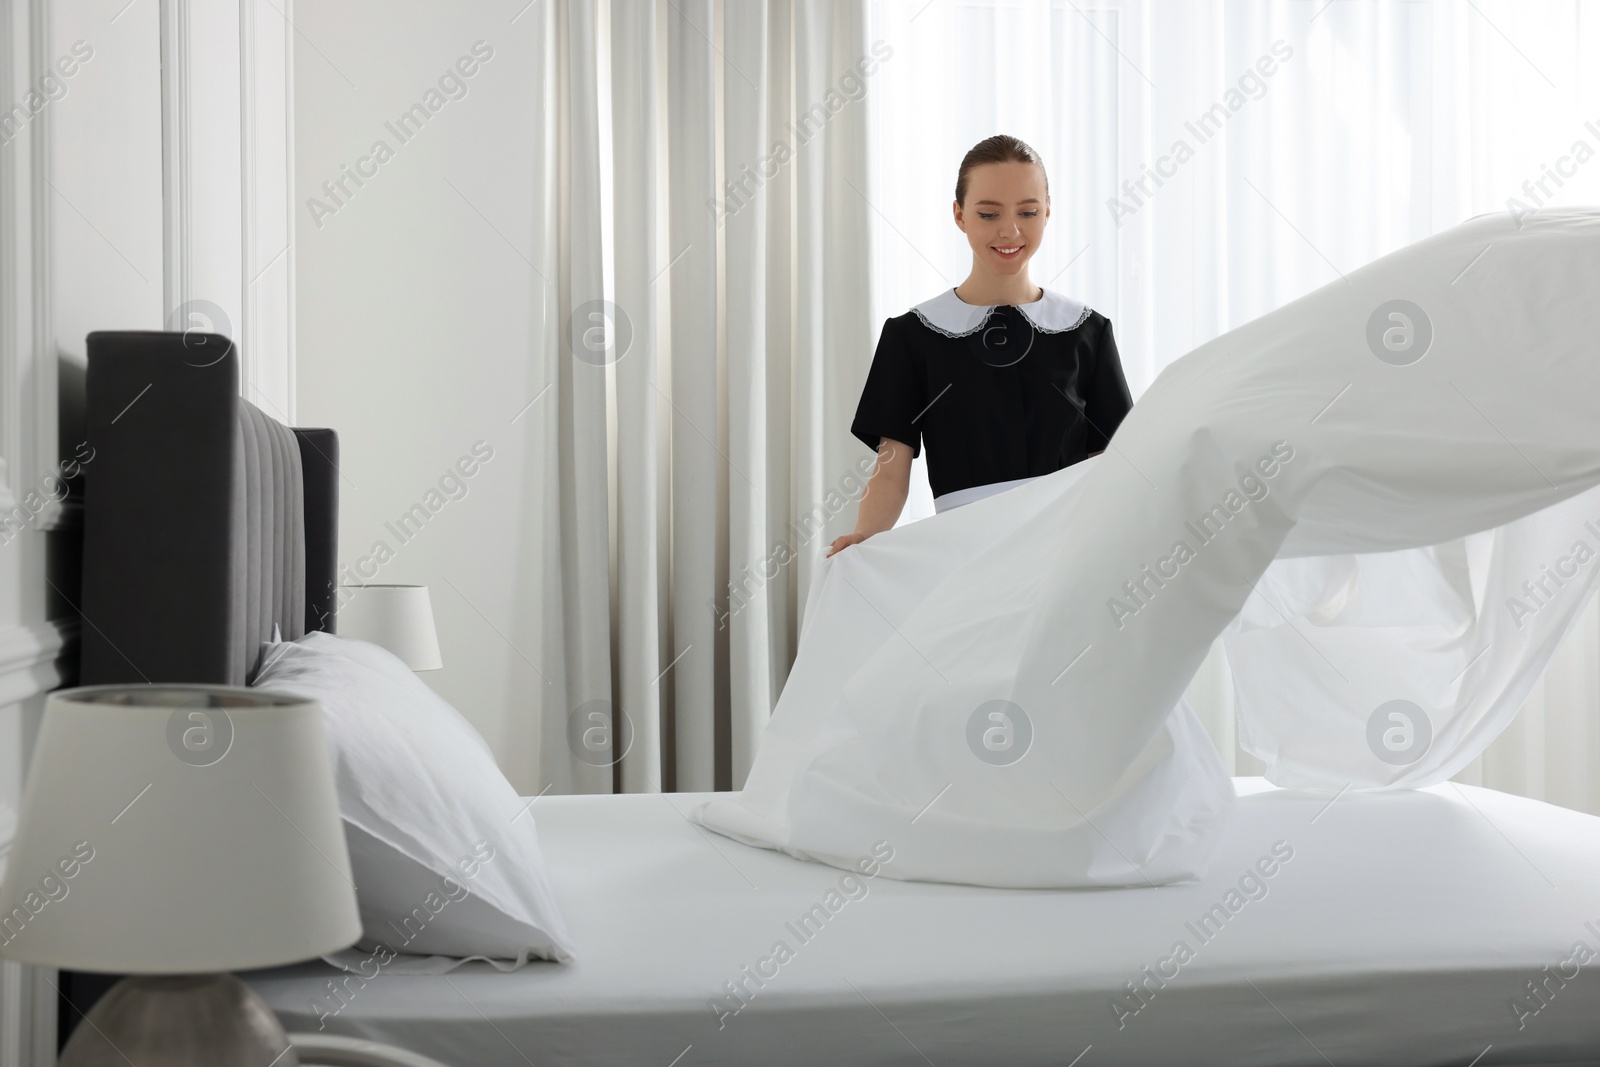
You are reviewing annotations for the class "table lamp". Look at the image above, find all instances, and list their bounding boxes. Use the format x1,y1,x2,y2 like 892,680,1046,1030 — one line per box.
337,583,443,670
0,685,361,1066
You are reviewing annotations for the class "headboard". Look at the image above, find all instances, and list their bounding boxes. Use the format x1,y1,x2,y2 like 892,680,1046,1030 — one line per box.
76,330,340,687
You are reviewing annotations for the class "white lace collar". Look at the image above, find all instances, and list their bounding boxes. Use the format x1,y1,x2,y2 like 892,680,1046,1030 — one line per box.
911,286,1092,339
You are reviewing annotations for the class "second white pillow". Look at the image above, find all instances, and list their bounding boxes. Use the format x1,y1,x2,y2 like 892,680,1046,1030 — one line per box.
252,629,575,965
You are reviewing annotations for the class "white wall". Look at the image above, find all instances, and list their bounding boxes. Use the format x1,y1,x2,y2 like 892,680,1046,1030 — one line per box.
293,2,550,790
49,2,163,351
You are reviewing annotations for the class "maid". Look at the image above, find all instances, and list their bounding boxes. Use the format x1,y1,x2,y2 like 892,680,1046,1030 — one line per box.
828,134,1134,558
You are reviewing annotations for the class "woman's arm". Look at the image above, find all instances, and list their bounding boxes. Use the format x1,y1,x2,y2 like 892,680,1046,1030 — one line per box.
827,438,912,557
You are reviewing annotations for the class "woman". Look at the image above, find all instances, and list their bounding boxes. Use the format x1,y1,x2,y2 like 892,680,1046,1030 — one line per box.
827,134,1134,558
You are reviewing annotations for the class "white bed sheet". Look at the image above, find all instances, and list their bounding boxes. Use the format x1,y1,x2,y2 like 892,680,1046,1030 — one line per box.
246,779,1600,1066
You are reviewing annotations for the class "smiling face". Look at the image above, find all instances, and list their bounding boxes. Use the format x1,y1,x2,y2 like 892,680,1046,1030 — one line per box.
954,160,1049,278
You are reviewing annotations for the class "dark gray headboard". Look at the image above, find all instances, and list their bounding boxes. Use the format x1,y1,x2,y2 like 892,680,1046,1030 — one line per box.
76,330,339,687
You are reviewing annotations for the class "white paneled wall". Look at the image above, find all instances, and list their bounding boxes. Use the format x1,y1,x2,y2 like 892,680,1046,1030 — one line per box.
0,0,296,1060
2,0,67,1059
50,0,295,406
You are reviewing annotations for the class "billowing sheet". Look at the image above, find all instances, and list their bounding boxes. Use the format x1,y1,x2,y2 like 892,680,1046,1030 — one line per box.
691,208,1600,889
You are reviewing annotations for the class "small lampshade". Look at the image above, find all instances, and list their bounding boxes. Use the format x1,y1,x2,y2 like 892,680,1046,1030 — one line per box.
338,583,443,671
0,685,361,974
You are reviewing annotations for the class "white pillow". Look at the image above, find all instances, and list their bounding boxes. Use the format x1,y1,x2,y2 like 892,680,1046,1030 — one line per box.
251,629,574,965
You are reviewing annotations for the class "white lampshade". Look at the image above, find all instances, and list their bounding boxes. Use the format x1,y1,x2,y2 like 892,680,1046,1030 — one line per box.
338,583,443,671
0,685,361,974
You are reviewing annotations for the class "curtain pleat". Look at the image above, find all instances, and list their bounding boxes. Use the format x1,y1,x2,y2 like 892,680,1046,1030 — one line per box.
665,0,722,792
723,2,776,784
529,0,619,797
560,0,615,795
610,0,665,795
524,0,563,794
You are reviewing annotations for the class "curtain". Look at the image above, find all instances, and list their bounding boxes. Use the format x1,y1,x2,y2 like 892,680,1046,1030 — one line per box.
531,0,873,796
863,0,1600,813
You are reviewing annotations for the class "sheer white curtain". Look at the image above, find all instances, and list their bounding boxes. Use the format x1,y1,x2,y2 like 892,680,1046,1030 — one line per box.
531,0,874,796
864,0,1600,813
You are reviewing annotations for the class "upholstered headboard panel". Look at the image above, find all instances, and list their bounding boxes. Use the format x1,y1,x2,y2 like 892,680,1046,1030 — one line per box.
77,330,339,687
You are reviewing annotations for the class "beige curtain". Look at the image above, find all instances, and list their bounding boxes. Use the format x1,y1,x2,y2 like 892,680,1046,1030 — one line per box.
528,0,873,796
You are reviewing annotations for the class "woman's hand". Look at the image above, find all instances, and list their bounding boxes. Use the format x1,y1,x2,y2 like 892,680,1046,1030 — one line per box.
827,439,912,558
826,531,874,558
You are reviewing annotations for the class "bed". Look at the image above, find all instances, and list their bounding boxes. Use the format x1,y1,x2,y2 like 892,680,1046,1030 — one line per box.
74,330,1600,1066
244,779,1600,1067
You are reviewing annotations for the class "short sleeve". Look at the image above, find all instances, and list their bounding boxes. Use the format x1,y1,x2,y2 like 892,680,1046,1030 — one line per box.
1084,316,1134,453
851,317,925,459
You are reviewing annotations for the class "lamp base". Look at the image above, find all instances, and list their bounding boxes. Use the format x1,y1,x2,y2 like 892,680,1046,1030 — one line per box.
60,972,298,1067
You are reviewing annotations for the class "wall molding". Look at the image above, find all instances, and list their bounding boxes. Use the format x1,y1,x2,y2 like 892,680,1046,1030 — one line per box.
2,14,59,1049
160,0,191,319
0,0,19,512
0,615,72,1067
237,0,296,421
240,0,259,405
0,800,14,880
0,0,60,1061
0,959,55,1067
282,0,296,425
0,617,73,870
0,619,73,711
28,0,52,527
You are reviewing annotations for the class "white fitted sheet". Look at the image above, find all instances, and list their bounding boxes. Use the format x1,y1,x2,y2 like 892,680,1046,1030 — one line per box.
246,779,1600,1067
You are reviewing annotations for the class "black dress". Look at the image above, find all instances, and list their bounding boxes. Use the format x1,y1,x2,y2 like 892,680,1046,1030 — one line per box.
850,286,1135,502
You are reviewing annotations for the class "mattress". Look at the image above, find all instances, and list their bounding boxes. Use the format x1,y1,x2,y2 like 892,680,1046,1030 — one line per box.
245,779,1600,1066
